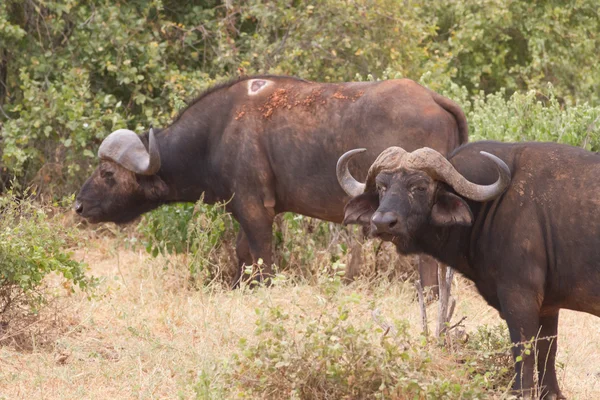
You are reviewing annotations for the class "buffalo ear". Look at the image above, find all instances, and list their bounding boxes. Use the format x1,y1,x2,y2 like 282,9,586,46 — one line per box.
141,175,169,201
431,190,473,226
343,192,379,226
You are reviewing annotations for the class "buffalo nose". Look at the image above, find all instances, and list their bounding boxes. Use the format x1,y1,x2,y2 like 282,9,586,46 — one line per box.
371,211,398,233
74,200,83,214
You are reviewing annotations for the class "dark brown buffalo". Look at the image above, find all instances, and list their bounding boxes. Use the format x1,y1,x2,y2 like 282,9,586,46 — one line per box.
337,141,600,399
75,75,468,287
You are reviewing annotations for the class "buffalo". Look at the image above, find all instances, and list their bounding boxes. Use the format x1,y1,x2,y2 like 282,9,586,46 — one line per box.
75,75,468,287
337,141,600,398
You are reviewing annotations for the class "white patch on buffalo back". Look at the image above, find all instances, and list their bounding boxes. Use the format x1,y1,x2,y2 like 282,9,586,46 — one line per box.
247,79,272,96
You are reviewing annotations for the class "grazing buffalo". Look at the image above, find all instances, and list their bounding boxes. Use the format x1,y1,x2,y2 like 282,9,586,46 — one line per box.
337,141,600,398
75,75,468,287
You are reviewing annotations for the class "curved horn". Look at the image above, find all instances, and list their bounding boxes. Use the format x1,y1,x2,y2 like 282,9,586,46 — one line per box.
406,148,511,202
98,128,161,175
336,148,367,197
146,128,161,175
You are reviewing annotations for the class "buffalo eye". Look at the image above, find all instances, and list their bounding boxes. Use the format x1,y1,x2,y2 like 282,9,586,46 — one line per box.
377,183,387,194
100,169,116,187
411,185,427,193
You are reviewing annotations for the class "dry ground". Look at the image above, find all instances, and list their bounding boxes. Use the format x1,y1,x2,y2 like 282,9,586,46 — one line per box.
0,237,599,399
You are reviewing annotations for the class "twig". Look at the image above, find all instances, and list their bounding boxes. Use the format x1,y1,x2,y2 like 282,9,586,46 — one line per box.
414,281,428,338
436,265,448,337
80,9,96,27
436,265,455,337
0,104,11,119
371,308,397,338
582,115,600,149
266,25,292,70
447,296,456,324
446,316,467,332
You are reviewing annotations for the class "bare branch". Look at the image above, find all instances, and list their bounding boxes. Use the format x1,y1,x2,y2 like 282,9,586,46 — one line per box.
371,308,397,338
414,281,429,338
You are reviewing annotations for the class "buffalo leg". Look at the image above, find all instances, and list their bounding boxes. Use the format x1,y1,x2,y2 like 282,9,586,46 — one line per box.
537,312,565,400
418,254,440,301
235,205,275,285
498,288,541,398
232,230,253,288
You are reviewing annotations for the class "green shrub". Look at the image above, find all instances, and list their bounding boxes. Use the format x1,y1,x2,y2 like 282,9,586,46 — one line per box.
419,76,600,149
226,0,431,82
0,191,93,323
0,0,217,196
2,1,599,196
428,0,600,103
185,201,237,284
138,203,197,257
139,203,344,280
219,294,509,399
273,213,352,278
139,203,404,286
468,87,600,149
138,199,237,285
462,324,514,392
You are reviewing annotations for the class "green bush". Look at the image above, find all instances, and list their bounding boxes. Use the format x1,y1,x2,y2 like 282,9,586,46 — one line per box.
226,0,431,82
419,76,600,149
185,200,237,284
214,294,511,399
468,87,600,149
428,0,600,103
0,0,218,195
138,202,352,285
138,203,197,257
1,1,599,196
273,213,350,277
462,324,514,391
0,191,93,320
138,199,237,284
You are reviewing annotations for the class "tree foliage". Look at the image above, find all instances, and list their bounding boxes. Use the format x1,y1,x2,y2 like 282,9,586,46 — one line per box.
0,0,599,195
429,0,600,99
0,190,92,326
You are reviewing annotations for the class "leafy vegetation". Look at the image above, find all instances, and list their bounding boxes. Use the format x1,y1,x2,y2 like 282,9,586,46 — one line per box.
199,276,514,399
428,0,600,100
1,0,599,195
0,190,93,341
427,81,600,147
138,203,197,257
462,324,515,390
138,200,237,285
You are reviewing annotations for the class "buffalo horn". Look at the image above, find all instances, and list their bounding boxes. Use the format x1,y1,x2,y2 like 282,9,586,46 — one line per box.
336,148,367,197
406,147,511,202
98,128,161,175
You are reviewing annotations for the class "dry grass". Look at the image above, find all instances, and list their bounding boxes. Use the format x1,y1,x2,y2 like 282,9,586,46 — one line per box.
0,236,599,399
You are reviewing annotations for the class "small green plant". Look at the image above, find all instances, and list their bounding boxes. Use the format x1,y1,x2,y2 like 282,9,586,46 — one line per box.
273,213,350,277
0,190,93,336
138,202,196,257
461,323,515,391
466,85,600,149
186,200,237,284
220,295,505,399
193,369,227,400
138,198,237,285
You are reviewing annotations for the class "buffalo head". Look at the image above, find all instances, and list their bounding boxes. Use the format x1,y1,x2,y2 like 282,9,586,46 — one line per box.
74,128,168,224
336,146,511,253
